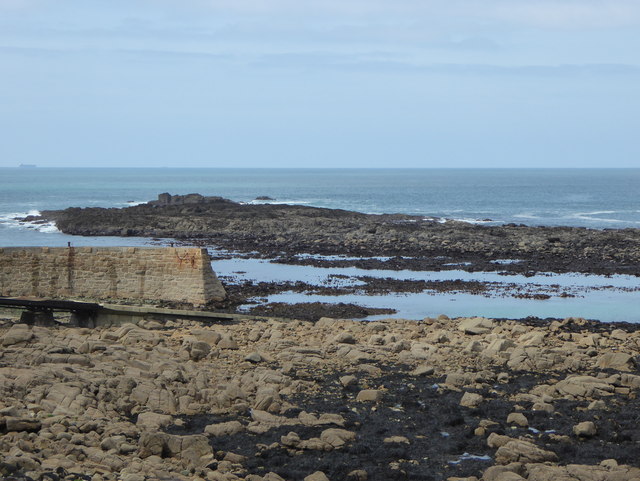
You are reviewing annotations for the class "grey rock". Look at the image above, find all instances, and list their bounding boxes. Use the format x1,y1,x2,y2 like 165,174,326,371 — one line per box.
5,417,41,432
245,352,263,363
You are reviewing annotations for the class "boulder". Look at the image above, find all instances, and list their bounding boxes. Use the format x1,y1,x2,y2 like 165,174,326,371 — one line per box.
138,432,212,466
487,433,512,449
218,335,239,350
411,365,435,376
298,412,345,427
458,317,494,335
484,339,515,357
5,417,41,432
554,375,615,399
191,329,222,346
304,472,330,481
481,464,525,481
320,428,356,448
355,390,383,402
333,332,356,344
495,439,558,464
100,435,127,452
506,413,528,427
205,420,244,437
136,412,173,431
525,464,640,481
597,352,634,371
245,352,263,363
517,331,545,346
340,375,358,388
573,421,597,438
460,392,483,408
188,340,211,361
138,432,167,458
1,324,33,346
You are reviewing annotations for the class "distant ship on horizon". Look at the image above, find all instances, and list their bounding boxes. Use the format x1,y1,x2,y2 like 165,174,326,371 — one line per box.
19,164,37,168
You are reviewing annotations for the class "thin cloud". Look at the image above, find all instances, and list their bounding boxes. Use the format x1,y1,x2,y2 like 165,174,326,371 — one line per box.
191,0,640,28
2,43,639,78
491,1,640,29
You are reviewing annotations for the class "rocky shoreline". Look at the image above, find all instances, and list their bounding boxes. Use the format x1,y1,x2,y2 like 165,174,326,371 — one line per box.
24,193,640,277
6,192,640,479
2,313,640,480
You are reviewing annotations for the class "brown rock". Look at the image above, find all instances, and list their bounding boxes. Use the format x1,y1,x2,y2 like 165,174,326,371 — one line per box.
355,389,383,402
333,332,356,344
205,420,244,437
136,412,173,431
481,464,524,481
460,392,483,408
491,474,525,481
191,329,222,346
245,352,263,363
597,352,634,371
1,324,34,346
281,431,301,448
263,474,287,481
188,340,211,361
573,421,597,438
495,439,558,464
487,433,512,448
458,317,494,335
138,432,167,458
506,413,528,427
411,365,435,376
320,428,356,448
304,472,330,481
340,375,358,388
384,436,410,444
218,336,239,350
532,402,554,413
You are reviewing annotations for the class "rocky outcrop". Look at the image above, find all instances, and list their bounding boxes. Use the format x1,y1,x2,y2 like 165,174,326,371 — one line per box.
1,313,640,480
28,193,640,276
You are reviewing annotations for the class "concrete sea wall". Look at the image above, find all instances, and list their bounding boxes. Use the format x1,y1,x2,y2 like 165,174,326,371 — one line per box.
0,246,226,306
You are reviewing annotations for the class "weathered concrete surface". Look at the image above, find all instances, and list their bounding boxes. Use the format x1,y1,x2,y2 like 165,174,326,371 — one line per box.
0,246,225,306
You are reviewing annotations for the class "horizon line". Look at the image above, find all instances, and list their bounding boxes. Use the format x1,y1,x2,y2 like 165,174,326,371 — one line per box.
2,166,640,170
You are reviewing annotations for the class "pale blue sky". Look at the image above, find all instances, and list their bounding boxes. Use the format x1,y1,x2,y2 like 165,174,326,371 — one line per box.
1,0,639,167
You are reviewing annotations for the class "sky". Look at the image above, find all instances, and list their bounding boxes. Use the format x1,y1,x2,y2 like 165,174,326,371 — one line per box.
0,0,639,168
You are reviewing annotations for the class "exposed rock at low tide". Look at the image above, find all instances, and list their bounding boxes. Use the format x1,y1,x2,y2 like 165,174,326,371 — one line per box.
1,314,640,480
28,193,640,275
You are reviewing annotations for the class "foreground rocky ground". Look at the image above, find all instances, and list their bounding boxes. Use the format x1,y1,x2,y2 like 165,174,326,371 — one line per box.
26,193,640,276
2,313,640,481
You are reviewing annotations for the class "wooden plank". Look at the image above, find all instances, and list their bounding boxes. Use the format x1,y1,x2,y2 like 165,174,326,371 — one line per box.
0,296,280,323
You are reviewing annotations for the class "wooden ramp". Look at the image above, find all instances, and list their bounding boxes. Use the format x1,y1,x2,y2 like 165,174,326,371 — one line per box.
0,296,274,327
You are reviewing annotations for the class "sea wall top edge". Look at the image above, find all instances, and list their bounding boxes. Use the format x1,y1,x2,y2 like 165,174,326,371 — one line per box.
0,246,205,252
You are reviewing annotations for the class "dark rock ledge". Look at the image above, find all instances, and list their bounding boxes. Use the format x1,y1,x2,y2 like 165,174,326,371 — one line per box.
23,193,640,276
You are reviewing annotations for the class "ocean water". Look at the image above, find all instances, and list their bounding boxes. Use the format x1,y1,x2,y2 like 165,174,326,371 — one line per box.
1,167,639,322
217,256,640,323
1,168,640,243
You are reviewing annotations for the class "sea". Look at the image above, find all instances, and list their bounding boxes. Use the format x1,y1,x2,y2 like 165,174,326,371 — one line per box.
1,167,640,322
